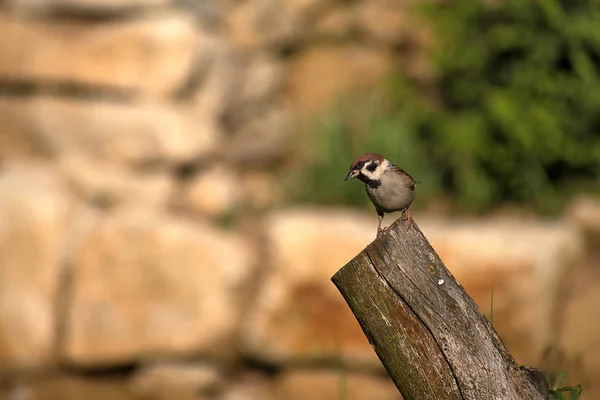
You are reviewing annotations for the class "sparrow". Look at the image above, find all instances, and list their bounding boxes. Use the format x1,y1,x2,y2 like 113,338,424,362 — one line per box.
345,153,418,236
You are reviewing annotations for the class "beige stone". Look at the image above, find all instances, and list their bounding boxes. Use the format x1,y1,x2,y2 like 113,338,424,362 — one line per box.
313,0,407,44
567,196,600,229
221,373,275,400
312,7,355,40
355,0,407,43
0,162,73,368
178,166,240,218
555,286,600,399
548,197,600,399
225,0,299,49
239,171,283,211
565,196,600,249
191,37,241,121
130,363,222,399
238,55,283,104
275,370,400,400
0,119,51,162
7,0,170,15
285,45,392,115
226,0,339,48
242,209,380,368
63,208,251,366
0,13,197,96
15,374,134,400
0,97,218,165
58,154,174,208
226,106,290,166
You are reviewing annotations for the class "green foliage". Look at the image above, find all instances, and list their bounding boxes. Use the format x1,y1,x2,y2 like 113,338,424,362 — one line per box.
547,371,583,400
294,0,600,213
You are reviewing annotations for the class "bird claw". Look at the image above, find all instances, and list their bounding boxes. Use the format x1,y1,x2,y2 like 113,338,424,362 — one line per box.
404,209,412,231
377,211,413,236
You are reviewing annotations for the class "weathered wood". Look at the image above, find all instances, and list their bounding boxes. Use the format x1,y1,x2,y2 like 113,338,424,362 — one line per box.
331,218,548,400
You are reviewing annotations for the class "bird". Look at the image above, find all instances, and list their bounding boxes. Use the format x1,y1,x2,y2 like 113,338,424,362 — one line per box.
345,153,418,236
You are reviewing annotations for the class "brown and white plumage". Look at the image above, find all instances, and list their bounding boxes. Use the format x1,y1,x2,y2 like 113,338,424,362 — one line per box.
345,153,418,236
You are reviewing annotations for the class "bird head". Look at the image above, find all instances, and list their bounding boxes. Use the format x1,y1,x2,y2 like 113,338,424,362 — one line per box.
345,153,387,182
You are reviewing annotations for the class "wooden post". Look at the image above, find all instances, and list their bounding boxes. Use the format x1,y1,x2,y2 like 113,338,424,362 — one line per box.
331,218,548,400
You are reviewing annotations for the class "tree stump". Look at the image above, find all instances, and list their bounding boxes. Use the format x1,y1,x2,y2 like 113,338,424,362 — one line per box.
331,218,548,400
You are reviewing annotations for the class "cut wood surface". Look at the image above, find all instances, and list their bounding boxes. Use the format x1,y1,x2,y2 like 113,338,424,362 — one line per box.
331,218,548,400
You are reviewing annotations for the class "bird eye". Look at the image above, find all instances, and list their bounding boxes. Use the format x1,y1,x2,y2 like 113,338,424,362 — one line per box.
357,161,364,168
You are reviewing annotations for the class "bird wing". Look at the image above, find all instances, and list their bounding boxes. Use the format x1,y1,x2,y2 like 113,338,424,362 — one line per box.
389,164,418,190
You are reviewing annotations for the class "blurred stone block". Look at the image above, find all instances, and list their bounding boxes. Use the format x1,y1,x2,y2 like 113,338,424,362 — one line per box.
275,370,401,400
239,171,283,211
175,165,240,218
221,372,275,400
0,13,197,97
13,374,134,400
58,154,174,208
130,362,222,399
237,54,283,105
565,195,600,249
225,106,291,167
0,97,218,166
225,0,323,50
285,45,392,115
0,162,73,369
355,0,408,44
190,36,242,121
312,6,354,41
555,286,600,399
62,208,252,366
546,196,600,398
242,209,380,368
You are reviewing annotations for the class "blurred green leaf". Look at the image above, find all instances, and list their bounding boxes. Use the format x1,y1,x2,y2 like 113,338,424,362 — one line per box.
550,392,567,400
555,372,567,388
570,384,583,400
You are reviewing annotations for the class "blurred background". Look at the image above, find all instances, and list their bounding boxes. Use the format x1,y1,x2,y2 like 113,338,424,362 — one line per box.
0,0,599,399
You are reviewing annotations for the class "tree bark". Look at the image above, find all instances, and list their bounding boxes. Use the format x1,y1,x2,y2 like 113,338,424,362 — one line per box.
331,218,548,400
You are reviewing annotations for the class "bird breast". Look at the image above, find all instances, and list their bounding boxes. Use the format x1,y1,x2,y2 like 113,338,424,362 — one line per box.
365,171,414,213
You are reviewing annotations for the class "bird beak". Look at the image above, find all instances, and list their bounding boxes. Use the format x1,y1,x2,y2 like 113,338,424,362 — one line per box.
345,170,358,181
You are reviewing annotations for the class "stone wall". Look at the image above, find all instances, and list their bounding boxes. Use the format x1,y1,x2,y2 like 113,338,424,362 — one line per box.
0,0,599,399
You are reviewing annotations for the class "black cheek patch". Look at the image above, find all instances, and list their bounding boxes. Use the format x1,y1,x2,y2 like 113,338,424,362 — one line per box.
366,161,378,172
358,172,381,188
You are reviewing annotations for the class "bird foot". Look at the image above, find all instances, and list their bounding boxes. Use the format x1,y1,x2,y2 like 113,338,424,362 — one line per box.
406,210,412,232
377,226,388,237
401,209,413,231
